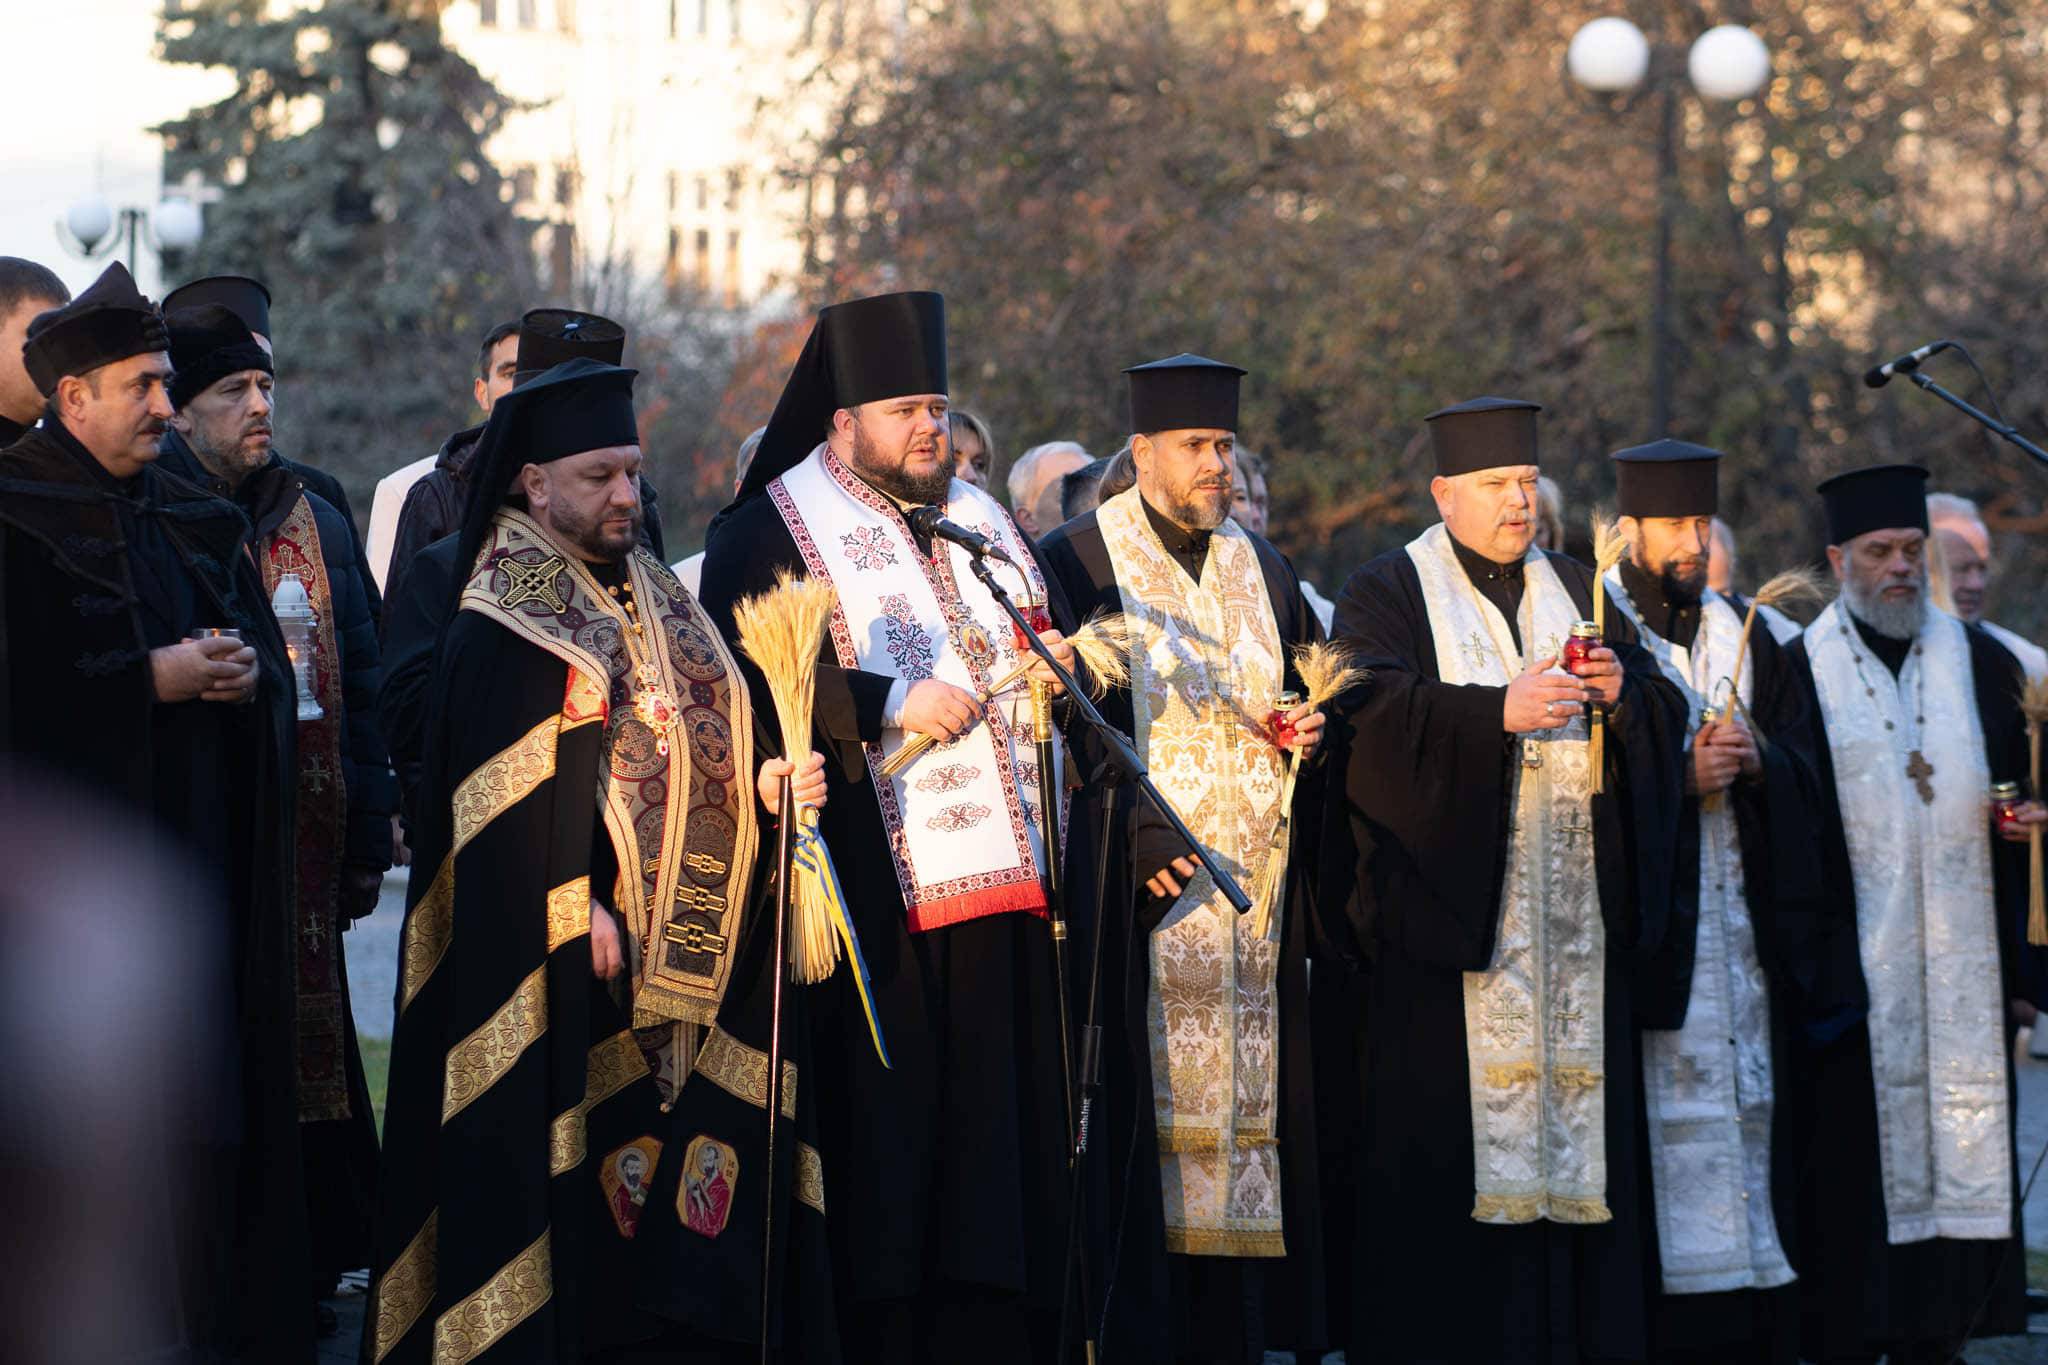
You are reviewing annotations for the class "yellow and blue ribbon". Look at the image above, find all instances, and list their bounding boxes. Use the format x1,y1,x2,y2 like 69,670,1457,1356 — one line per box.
791,806,891,1068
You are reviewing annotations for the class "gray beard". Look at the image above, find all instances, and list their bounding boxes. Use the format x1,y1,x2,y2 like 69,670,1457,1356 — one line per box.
1843,576,1926,641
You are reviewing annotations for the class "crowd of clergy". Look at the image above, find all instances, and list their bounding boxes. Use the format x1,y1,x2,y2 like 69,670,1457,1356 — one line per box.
2,252,2046,1365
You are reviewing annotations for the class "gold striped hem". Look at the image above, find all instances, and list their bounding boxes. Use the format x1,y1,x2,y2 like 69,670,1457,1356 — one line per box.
443,966,549,1123
549,1030,652,1176
796,1141,825,1214
398,860,453,1015
370,1210,437,1362
692,1025,797,1119
545,875,591,954
1165,1225,1285,1258
432,1227,552,1363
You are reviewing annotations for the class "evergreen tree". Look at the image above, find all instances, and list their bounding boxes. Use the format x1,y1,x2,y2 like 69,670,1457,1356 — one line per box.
156,0,538,501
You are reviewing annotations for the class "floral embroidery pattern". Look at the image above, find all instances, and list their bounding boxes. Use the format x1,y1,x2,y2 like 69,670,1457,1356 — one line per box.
839,525,898,572
880,593,937,680
914,763,982,795
926,801,992,833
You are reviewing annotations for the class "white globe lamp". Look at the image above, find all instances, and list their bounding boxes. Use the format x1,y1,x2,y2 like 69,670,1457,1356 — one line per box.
64,196,115,251
1567,17,1651,93
154,198,204,252
1688,25,1771,101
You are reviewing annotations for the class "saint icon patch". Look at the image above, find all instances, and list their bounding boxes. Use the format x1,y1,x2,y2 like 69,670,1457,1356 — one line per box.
601,1136,661,1239
677,1133,739,1239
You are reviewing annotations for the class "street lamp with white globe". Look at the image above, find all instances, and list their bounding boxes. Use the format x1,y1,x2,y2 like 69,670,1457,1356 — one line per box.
1566,15,1771,436
55,188,211,277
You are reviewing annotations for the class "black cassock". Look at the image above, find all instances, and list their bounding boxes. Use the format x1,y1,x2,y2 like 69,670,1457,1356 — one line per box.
1614,568,1863,1364
695,490,1074,1361
1035,503,1331,1364
1787,616,2044,1360
1325,539,1689,1365
0,418,309,1362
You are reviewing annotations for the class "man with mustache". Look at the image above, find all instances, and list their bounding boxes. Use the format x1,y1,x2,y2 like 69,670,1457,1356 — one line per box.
689,291,1078,1360
0,262,310,1360
1787,464,2048,1364
1322,397,1690,1363
1035,355,1332,1364
159,302,395,1327
1600,441,1852,1363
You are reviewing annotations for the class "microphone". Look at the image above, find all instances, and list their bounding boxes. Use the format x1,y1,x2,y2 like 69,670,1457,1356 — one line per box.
1864,340,1955,388
906,504,1018,568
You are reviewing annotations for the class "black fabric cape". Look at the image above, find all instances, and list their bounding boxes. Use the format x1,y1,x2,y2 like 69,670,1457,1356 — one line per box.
366,596,675,1363
695,486,1074,1358
1324,541,1690,1365
380,533,462,828
1033,506,1333,1362
1786,618,2043,1358
1617,585,1862,1363
0,419,310,1362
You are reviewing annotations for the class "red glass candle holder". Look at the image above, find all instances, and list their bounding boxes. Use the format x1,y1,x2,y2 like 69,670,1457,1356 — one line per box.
1993,781,2026,835
1011,602,1053,653
1563,621,1602,674
1268,690,1304,748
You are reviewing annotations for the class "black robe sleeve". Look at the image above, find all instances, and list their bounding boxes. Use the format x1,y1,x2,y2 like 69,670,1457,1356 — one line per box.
377,534,460,828
1327,548,1688,980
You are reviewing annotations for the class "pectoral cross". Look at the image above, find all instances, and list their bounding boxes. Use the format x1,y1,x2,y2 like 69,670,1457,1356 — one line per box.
1906,749,1935,806
1668,1053,1712,1101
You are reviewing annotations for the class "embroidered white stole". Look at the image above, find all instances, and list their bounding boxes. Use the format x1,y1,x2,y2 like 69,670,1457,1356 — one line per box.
1806,600,2009,1242
1406,523,1610,1225
1606,575,1793,1293
770,445,1056,931
1097,489,1289,1258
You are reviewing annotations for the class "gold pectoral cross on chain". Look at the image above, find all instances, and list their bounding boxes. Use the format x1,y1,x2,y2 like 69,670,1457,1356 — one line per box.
1906,749,1935,806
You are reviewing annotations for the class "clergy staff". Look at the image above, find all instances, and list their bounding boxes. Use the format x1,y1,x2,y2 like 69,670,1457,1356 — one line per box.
158,302,397,1316
0,256,69,447
1601,441,1853,1363
1036,355,1332,1364
365,356,825,1363
692,290,1078,1360
0,262,310,1361
1786,463,2048,1364
1325,397,1690,1364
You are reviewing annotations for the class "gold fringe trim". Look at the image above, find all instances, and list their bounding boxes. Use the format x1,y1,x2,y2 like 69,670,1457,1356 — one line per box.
398,860,453,1016
692,1025,797,1119
544,875,590,954
548,1030,652,1176
1482,1062,1541,1088
1548,1195,1614,1224
1166,1224,1287,1258
443,966,549,1123
1553,1065,1603,1089
370,1210,437,1363
1471,1193,1614,1226
432,1227,552,1363
796,1141,826,1215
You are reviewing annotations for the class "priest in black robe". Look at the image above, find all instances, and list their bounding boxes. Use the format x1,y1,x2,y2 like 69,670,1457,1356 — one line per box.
365,357,821,1363
163,273,383,621
1599,441,1860,1363
1035,354,1331,1364
695,290,1079,1361
1783,463,2048,1364
0,262,308,1362
1324,397,1690,1365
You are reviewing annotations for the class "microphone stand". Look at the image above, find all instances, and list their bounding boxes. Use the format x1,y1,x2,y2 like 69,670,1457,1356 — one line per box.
1901,370,2048,473
964,553,1251,1365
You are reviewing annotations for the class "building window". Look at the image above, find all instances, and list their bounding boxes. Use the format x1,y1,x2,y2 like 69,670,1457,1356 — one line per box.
724,229,741,308
697,0,709,36
517,0,536,29
725,168,742,212
694,175,709,212
551,222,576,291
511,165,537,203
668,0,678,38
665,227,682,303
666,171,680,215
729,0,741,40
556,0,576,33
479,0,497,25
555,165,577,206
693,228,710,292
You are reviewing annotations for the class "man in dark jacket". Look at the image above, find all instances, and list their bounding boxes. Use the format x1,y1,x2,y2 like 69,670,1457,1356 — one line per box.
0,262,310,1362
160,301,396,1325
0,256,69,447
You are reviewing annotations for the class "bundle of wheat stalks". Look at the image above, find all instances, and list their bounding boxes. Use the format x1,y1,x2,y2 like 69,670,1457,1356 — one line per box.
1248,640,1369,939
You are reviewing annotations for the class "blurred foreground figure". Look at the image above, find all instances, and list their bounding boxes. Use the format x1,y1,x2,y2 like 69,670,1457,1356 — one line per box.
1787,465,2047,1364
0,262,310,1360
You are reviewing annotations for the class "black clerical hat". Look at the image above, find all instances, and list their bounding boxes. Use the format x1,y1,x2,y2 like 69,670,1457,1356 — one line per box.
1124,353,1246,434
1425,396,1542,477
165,305,274,409
162,274,271,339
1817,463,1930,545
450,357,640,592
735,290,948,503
21,262,168,398
1612,438,1721,517
515,308,626,382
